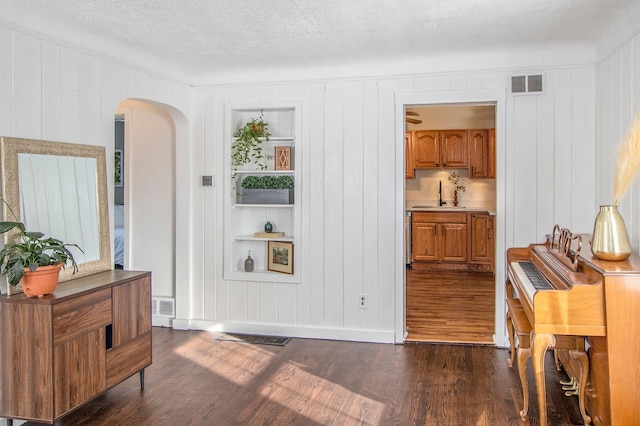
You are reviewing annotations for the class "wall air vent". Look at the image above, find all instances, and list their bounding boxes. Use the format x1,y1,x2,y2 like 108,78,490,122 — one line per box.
510,73,544,95
152,297,175,318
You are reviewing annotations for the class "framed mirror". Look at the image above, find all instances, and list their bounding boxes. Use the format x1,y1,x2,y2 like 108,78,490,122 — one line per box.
0,137,110,295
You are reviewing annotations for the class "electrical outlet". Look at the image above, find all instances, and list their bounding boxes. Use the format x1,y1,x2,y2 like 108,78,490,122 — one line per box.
358,293,368,309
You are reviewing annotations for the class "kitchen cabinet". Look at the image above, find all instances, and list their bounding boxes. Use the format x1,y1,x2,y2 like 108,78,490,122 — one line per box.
406,131,414,179
412,212,467,262
410,129,470,170
488,128,496,178
0,270,151,424
470,213,494,266
468,129,489,178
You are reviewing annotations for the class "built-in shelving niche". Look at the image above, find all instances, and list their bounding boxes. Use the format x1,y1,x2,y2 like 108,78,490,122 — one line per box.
223,101,302,283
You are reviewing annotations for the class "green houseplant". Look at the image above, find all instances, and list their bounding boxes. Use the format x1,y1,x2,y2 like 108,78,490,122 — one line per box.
448,172,466,206
238,175,294,205
232,112,272,173
0,197,81,295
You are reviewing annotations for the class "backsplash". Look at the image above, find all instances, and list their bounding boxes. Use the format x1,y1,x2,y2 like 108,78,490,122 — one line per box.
406,169,496,210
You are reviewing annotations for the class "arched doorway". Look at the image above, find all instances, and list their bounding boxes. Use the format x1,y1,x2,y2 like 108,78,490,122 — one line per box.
114,99,190,327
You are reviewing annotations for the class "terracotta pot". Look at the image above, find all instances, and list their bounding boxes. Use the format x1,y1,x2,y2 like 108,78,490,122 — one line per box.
21,264,63,297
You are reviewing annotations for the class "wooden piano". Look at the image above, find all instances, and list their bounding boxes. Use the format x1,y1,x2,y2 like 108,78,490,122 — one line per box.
506,225,640,425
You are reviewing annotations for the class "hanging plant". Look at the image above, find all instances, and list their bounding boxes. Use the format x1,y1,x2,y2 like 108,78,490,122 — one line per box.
231,112,272,173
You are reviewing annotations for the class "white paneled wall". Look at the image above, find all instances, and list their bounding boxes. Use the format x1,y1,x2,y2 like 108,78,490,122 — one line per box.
194,66,596,344
0,21,606,344
0,25,191,318
596,32,640,252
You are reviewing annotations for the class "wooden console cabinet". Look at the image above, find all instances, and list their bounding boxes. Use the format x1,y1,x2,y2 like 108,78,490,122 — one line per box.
0,270,151,424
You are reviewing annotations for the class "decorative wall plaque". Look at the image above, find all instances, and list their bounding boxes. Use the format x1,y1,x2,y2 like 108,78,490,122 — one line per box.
275,146,291,170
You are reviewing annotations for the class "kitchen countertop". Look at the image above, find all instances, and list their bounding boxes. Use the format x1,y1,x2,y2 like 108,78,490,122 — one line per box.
406,204,496,215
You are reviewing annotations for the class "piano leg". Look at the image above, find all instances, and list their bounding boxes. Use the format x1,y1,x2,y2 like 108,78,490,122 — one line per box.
506,310,515,367
532,333,556,426
517,346,531,420
570,350,592,426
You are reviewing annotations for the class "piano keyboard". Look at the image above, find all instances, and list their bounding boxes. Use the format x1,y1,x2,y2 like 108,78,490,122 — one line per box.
510,261,553,302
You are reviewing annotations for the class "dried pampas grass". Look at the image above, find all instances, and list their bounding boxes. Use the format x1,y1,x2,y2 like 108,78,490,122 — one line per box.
613,113,640,205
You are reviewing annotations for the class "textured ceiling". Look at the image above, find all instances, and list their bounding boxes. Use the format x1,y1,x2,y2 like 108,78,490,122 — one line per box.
2,0,640,85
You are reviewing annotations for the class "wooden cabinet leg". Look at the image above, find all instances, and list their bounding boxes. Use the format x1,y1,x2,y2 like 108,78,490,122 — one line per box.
140,368,145,389
532,333,556,426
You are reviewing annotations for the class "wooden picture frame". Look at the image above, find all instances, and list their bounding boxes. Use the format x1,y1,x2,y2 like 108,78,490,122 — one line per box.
275,146,291,170
267,241,294,274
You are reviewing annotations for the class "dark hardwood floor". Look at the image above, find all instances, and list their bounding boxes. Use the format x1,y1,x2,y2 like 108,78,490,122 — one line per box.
406,269,495,344
20,327,585,425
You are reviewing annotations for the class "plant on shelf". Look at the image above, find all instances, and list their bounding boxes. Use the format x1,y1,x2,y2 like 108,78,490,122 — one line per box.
241,175,294,190
448,172,466,206
239,175,294,205
232,111,272,174
0,195,81,296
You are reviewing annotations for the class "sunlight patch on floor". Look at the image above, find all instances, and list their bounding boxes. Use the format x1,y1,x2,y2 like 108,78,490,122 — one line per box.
252,361,386,425
173,336,276,386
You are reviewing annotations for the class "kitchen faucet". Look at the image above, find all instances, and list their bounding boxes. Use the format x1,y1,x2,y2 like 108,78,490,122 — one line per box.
439,180,446,206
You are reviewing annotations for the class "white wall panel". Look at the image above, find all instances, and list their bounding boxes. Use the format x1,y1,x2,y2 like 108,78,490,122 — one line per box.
60,48,80,143
306,82,326,326
342,81,365,329
362,80,381,328
570,69,596,233
42,41,61,141
597,32,640,254
0,27,12,135
12,32,42,139
323,82,346,328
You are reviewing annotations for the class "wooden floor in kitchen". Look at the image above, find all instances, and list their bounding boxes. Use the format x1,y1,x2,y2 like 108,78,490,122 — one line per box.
406,269,495,344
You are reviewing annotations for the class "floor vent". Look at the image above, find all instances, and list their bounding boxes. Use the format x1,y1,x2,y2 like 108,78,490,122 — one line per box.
152,297,175,318
510,73,544,95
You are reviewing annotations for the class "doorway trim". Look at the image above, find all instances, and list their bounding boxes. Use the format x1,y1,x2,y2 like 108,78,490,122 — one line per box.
395,89,508,347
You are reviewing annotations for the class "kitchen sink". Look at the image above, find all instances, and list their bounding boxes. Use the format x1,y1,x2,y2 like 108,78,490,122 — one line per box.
411,205,466,209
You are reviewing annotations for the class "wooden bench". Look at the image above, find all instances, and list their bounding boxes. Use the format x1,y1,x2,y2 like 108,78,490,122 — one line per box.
506,296,591,425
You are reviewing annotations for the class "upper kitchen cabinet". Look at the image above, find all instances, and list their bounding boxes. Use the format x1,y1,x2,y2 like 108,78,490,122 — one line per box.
440,130,468,168
488,128,496,179
468,129,489,178
406,132,415,179
412,130,467,169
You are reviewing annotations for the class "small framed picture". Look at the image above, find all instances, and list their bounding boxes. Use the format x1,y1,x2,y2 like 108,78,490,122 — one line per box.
274,146,291,170
267,241,294,274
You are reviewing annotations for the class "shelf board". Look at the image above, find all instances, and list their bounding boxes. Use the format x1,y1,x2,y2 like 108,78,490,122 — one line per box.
233,235,293,242
232,203,294,208
233,170,294,175
224,270,299,284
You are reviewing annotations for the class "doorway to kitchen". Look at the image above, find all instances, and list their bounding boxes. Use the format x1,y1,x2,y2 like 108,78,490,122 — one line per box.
404,103,497,343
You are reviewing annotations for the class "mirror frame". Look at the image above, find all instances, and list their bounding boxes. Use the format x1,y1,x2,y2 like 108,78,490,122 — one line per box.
0,137,110,293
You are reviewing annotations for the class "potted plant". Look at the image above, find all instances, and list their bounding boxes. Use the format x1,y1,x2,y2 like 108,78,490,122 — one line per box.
448,172,466,206
0,197,81,296
238,175,294,205
232,112,272,174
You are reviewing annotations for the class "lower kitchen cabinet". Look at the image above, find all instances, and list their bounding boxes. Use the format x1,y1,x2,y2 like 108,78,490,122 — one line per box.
411,211,494,272
470,213,494,266
0,270,152,424
412,212,467,263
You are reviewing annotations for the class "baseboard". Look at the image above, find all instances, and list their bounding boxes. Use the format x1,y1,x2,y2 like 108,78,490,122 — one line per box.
177,319,397,344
